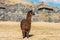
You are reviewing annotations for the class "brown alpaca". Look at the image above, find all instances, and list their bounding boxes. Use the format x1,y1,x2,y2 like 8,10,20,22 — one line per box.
20,10,35,38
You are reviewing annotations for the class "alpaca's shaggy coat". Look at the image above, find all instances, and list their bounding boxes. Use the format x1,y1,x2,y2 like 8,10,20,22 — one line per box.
21,10,34,38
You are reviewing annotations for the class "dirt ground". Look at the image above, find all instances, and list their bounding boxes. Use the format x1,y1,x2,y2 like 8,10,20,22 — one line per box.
0,21,60,40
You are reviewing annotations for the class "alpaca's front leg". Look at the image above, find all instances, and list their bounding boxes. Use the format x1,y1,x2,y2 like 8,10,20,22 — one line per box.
22,30,26,38
26,26,31,38
26,31,29,38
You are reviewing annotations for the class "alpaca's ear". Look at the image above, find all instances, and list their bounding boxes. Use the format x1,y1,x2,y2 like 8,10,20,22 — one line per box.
29,10,32,12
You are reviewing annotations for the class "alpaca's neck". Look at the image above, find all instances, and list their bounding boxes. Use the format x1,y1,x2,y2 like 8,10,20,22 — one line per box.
26,16,31,21
26,13,32,22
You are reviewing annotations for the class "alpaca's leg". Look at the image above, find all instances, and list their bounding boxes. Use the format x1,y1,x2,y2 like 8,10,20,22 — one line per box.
22,32,25,38
22,30,26,38
26,31,29,38
26,28,31,38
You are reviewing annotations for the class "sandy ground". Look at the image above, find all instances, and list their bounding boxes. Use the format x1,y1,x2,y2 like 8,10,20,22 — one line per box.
0,21,60,40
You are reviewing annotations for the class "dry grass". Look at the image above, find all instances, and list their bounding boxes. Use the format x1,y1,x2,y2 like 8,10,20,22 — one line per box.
0,21,60,40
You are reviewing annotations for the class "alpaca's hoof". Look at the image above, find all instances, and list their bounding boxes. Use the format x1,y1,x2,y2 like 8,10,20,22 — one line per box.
23,36,26,38
27,36,29,38
27,37,29,38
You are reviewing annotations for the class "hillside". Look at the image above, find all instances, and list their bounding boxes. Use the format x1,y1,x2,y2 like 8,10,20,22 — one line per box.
0,1,60,22
0,0,34,6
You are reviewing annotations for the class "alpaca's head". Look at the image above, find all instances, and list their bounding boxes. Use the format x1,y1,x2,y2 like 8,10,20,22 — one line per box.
28,10,35,16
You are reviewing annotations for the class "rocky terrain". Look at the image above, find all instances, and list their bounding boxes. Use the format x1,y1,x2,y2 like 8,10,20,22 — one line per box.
0,0,60,22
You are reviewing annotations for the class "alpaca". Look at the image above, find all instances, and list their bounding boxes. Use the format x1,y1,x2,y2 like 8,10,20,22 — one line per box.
20,10,35,38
